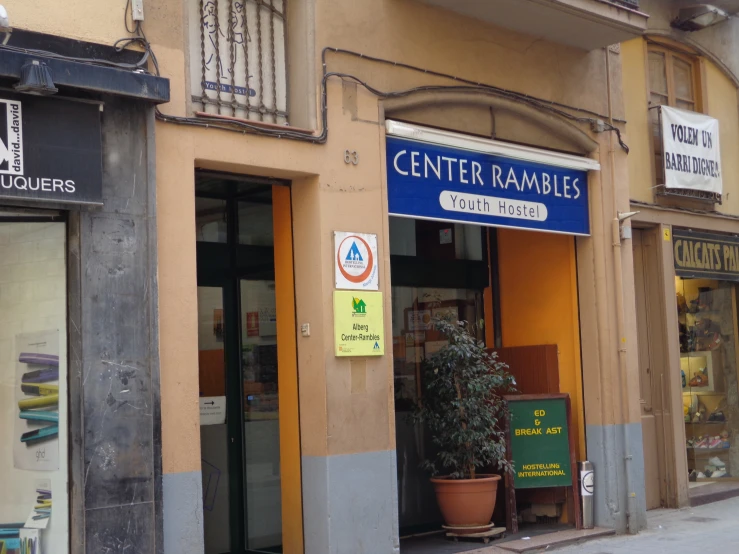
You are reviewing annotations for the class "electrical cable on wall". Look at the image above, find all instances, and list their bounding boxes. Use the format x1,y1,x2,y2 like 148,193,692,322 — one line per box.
0,0,153,71
0,3,629,152
157,46,630,152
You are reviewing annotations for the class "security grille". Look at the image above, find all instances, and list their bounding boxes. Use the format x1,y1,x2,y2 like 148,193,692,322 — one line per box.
612,0,639,8
190,0,288,124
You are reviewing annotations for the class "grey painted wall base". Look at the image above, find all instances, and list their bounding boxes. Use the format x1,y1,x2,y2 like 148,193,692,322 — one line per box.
302,450,400,554
586,423,648,533
163,471,205,554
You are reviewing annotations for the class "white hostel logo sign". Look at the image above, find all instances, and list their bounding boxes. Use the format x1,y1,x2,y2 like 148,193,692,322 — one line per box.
0,99,23,175
334,231,379,291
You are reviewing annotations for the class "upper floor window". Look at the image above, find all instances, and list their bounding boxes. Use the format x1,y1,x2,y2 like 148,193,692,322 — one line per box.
189,0,288,124
648,45,700,184
648,47,697,111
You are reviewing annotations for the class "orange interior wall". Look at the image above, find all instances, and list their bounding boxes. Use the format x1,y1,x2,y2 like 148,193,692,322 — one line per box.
497,228,585,458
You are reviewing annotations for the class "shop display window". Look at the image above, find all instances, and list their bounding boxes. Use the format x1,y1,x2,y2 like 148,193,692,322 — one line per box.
676,277,739,482
392,287,485,410
0,221,68,554
390,217,490,529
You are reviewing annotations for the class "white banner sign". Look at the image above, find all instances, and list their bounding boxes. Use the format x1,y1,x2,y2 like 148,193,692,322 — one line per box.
661,105,722,195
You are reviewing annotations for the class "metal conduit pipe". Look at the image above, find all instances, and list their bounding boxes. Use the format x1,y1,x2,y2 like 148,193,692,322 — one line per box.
604,46,638,535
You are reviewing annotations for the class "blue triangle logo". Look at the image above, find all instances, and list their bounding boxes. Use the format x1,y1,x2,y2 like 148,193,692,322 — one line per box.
346,242,363,262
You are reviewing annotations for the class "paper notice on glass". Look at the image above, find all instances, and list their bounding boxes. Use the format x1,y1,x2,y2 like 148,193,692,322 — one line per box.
432,306,459,323
24,478,52,529
19,527,42,554
405,346,424,363
424,341,448,358
408,310,431,331
14,331,60,471
200,396,227,425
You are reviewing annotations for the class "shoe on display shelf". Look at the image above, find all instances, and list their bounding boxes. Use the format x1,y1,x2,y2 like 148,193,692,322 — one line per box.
708,456,726,469
705,333,722,351
689,371,709,388
678,293,688,314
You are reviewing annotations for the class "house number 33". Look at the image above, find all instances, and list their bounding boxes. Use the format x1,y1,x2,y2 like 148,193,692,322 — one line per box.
344,150,359,165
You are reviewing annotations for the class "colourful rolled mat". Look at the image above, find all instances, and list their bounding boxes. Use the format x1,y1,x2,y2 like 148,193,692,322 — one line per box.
20,425,58,444
21,368,58,384
2,538,20,552
19,411,58,423
20,383,58,397
18,353,59,367
18,395,58,410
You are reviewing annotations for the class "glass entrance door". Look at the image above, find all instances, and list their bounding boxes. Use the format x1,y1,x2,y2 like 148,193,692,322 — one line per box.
196,176,284,554
240,278,281,551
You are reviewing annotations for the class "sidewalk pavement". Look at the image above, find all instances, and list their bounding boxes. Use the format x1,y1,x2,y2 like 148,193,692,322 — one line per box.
455,495,739,554
552,495,739,553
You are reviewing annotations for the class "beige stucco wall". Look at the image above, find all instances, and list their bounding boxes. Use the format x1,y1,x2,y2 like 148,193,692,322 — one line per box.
1,0,654,539
314,1,621,121
147,0,640,475
622,29,739,509
1,0,645,489
3,0,132,45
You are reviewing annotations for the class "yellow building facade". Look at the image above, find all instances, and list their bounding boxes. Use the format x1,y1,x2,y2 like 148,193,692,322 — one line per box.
11,0,739,552
622,1,739,512
150,1,649,550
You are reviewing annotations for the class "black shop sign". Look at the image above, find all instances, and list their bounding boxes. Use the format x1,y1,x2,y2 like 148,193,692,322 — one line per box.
673,228,739,281
0,92,102,206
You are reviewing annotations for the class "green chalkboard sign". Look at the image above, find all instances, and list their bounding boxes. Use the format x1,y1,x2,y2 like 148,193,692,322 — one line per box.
508,396,573,489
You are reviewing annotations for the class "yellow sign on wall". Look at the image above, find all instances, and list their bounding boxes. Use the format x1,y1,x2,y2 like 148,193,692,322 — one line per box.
334,290,384,356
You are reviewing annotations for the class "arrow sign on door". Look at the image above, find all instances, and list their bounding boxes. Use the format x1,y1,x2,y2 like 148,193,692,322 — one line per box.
199,396,226,425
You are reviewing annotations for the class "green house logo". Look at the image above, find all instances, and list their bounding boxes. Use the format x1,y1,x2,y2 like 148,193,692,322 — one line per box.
352,297,367,314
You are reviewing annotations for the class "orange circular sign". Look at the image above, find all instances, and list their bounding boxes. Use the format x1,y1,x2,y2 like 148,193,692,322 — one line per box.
337,235,374,284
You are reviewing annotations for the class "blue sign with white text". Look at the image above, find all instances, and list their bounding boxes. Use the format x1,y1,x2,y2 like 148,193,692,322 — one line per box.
386,137,591,236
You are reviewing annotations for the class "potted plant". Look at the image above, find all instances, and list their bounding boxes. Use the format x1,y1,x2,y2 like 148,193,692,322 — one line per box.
413,316,515,530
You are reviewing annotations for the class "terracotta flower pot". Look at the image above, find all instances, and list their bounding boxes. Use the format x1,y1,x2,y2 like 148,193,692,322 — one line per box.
430,474,501,529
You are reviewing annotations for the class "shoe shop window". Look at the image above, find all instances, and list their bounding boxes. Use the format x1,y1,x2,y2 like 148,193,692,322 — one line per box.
677,277,736,483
